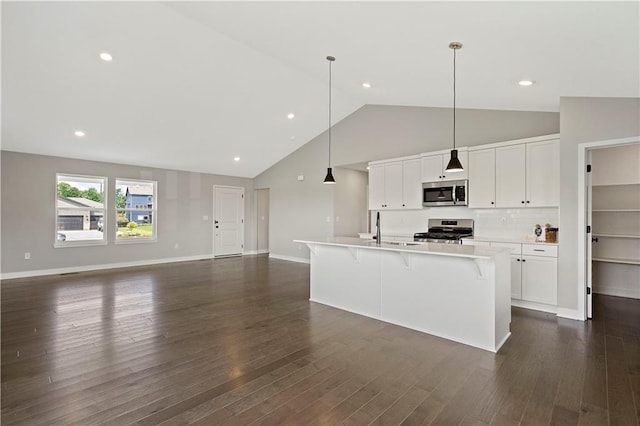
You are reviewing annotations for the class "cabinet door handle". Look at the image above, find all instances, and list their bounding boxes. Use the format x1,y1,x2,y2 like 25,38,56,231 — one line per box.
491,201,494,205
521,201,525,204
526,200,530,204
522,259,526,262
533,249,544,252
592,237,599,243
516,258,521,262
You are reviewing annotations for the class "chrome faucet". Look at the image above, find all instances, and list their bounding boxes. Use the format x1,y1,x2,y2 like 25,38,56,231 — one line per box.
376,211,381,245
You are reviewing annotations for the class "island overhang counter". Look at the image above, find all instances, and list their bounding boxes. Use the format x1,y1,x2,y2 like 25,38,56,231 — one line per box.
294,237,512,353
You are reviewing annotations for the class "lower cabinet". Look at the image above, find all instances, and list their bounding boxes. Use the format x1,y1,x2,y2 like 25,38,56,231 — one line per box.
520,244,558,305
463,240,558,307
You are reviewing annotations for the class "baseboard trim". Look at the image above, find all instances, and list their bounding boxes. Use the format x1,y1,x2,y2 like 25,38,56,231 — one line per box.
268,253,310,264
0,254,220,280
594,288,640,300
510,299,558,315
556,307,583,321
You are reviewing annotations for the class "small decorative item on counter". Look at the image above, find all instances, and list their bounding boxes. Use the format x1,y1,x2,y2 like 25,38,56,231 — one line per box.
534,224,543,241
545,224,558,243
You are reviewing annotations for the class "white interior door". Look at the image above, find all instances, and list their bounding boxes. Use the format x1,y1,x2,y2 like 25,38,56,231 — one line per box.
586,150,593,319
214,186,244,256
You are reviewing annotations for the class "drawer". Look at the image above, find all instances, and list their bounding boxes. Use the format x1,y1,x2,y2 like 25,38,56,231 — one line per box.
522,244,558,258
490,242,521,255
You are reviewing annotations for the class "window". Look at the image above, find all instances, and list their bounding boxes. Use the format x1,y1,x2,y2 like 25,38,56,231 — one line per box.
115,179,157,242
55,174,107,246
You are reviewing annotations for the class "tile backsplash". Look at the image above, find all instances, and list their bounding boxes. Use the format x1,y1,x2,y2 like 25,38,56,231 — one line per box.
370,207,559,241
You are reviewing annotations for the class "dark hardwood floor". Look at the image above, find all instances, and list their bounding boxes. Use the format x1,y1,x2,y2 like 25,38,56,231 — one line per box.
1,255,639,425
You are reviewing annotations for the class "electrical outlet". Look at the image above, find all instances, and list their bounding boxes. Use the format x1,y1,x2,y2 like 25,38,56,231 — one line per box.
24,252,31,260
326,216,331,223
202,215,208,221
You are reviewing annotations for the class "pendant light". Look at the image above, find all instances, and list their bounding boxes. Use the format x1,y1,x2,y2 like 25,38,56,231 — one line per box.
445,42,464,172
323,55,336,184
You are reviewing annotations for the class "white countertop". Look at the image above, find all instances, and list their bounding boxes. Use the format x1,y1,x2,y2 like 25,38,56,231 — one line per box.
295,237,509,260
464,236,559,246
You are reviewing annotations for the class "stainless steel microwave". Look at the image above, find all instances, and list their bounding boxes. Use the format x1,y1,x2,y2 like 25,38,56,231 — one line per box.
422,179,468,207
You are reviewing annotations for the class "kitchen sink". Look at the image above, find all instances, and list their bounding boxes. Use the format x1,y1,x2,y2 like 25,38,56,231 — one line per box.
382,241,422,246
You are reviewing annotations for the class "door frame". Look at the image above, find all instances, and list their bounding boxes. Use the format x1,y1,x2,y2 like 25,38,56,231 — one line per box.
577,135,639,320
212,185,245,257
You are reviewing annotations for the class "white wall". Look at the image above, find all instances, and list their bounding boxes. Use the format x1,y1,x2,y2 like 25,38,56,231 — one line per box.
1,151,256,277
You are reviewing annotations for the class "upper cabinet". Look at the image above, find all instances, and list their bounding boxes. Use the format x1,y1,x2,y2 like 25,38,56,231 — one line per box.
525,139,559,207
468,148,496,208
468,136,559,208
368,158,422,210
421,149,468,182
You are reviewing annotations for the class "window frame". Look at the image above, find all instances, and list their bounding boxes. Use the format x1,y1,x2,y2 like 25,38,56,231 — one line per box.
54,173,108,248
115,178,158,244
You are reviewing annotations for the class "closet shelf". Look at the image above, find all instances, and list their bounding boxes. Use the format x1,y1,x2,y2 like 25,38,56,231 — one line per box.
593,257,640,265
592,209,640,212
592,233,640,239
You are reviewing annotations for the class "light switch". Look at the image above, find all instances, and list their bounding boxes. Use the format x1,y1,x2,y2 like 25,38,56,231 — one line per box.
297,175,304,181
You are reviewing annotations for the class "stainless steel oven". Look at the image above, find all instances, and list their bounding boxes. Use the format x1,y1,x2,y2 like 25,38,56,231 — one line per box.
422,179,468,207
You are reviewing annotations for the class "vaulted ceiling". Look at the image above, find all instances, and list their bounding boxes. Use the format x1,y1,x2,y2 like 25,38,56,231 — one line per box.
2,2,638,177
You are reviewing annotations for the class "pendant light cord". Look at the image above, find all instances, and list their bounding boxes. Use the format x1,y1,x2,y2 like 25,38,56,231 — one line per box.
452,47,456,150
328,58,332,167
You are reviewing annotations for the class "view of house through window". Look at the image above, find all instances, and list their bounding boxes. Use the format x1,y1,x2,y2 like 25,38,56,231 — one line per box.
56,174,107,245
115,179,157,241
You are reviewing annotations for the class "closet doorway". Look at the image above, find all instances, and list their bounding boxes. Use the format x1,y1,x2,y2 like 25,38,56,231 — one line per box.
582,139,640,319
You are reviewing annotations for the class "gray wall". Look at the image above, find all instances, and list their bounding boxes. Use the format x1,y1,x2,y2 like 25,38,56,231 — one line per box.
256,188,269,253
558,97,640,312
1,151,256,275
333,168,368,237
334,105,560,166
254,135,335,260
255,104,559,259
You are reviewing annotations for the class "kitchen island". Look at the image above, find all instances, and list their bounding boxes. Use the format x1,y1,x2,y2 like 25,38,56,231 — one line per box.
294,237,511,352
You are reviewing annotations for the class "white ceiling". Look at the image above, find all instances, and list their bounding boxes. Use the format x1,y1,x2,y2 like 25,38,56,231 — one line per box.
2,1,639,178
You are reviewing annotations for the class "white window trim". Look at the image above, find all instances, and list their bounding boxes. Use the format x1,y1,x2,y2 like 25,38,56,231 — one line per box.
115,178,158,244
55,174,108,248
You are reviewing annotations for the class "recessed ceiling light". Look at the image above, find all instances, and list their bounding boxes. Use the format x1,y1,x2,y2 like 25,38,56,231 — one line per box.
99,52,113,62
518,80,534,86
362,82,372,89
74,130,85,137
287,113,295,120
233,156,240,162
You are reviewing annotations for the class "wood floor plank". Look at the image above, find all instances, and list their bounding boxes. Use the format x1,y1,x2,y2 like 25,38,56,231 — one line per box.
2,256,640,425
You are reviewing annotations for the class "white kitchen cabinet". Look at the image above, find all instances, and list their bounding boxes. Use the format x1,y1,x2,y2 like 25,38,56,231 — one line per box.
510,257,523,299
402,158,423,209
491,242,523,300
421,150,468,182
521,254,558,305
368,158,421,210
470,239,559,307
468,148,496,208
526,140,560,207
495,144,526,207
475,138,559,208
383,162,403,209
368,164,386,209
